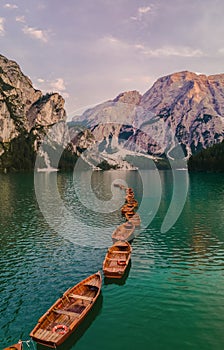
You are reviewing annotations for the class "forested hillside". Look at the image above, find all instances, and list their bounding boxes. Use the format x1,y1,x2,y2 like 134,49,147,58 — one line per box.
188,141,224,172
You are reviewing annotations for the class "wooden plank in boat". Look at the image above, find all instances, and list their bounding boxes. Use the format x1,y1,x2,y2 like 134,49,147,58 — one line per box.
35,328,59,341
53,309,80,317
111,250,129,254
69,293,93,301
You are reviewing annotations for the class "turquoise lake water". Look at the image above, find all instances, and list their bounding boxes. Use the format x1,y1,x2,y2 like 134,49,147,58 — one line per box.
0,171,224,350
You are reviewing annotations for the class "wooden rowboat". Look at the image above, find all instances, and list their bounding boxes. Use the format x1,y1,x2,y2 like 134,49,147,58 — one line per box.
125,211,135,221
30,271,102,348
126,188,134,195
126,198,138,208
103,241,132,278
127,213,141,227
125,193,135,200
3,341,23,350
121,204,135,215
112,221,135,242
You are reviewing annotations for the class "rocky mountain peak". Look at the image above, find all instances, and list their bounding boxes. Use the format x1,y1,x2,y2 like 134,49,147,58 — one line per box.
141,70,224,116
113,90,142,105
0,53,67,170
0,54,66,138
0,54,40,101
74,70,224,160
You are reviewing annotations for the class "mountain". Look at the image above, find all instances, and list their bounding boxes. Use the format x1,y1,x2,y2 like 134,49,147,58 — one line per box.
0,54,66,171
139,71,224,155
1,53,224,172
73,71,224,168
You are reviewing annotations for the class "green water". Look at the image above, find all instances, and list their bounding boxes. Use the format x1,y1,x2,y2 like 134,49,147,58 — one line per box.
1,171,224,350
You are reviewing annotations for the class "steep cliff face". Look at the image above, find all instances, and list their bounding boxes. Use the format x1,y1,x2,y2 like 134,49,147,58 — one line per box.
73,71,224,160
0,54,66,170
0,54,40,144
139,71,224,155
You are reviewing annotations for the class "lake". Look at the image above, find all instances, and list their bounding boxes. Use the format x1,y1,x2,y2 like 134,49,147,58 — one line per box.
1,170,224,350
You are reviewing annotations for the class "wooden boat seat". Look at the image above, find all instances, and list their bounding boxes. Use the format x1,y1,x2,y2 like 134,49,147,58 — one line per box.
53,309,80,318
84,284,99,291
35,328,60,341
69,293,93,301
111,250,129,254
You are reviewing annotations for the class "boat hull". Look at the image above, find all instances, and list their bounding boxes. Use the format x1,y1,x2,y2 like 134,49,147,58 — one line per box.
30,272,102,348
3,341,22,350
127,213,141,227
121,204,135,215
112,222,135,242
103,241,132,279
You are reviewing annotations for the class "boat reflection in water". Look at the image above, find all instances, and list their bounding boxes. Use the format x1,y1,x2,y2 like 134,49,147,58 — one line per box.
104,261,132,286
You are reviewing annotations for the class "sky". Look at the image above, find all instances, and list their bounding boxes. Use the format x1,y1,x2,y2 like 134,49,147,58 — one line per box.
1,0,224,118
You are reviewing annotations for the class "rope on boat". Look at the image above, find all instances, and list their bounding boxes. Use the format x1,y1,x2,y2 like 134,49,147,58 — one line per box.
20,339,36,349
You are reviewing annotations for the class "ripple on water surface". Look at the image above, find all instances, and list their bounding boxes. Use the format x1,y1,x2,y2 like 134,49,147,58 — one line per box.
1,172,224,350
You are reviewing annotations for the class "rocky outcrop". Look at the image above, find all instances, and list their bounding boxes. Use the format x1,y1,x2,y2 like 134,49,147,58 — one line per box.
0,54,66,171
27,93,66,131
113,90,142,105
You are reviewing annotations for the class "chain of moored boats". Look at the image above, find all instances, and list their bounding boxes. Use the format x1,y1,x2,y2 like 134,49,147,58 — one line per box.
4,185,141,350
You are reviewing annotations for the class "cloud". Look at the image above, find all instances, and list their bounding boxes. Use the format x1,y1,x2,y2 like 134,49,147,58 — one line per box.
3,3,18,9
16,15,25,23
22,25,48,43
100,36,204,58
138,6,151,14
100,35,129,50
140,45,204,58
50,78,70,98
50,78,66,92
0,17,5,36
35,77,69,99
131,5,151,21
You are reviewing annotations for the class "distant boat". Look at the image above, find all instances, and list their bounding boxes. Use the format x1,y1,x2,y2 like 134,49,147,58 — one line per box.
30,272,102,348
127,213,141,227
124,211,135,221
112,221,135,242
103,241,132,278
125,193,135,201
125,198,138,208
3,341,23,350
121,203,135,215
126,188,134,195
